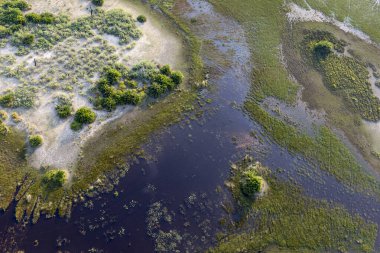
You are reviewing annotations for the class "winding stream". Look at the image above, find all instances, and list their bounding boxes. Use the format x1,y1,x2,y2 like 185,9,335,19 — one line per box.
1,0,380,252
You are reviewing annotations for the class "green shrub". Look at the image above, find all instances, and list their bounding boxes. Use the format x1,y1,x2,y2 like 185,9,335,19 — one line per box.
154,73,174,90
122,89,145,105
0,25,9,38
42,169,66,190
0,8,26,25
125,80,138,89
312,40,334,59
0,121,9,135
70,120,83,131
55,96,73,118
240,171,263,197
29,135,43,147
101,97,117,111
21,32,34,45
148,82,166,98
105,68,122,84
74,107,96,124
92,0,104,6
137,15,147,23
160,64,171,76
1,0,30,11
39,12,55,24
25,13,41,23
171,71,184,85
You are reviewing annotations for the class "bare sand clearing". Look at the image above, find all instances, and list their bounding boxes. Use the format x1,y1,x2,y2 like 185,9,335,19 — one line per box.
0,0,185,170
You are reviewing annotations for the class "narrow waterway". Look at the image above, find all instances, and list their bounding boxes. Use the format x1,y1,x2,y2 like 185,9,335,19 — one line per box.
1,0,380,252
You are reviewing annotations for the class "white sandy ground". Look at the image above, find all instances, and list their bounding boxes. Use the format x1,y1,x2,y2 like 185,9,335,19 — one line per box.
287,3,380,153
0,0,185,171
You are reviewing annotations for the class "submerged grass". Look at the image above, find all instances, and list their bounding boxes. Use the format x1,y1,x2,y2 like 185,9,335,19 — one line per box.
245,101,380,197
208,0,298,103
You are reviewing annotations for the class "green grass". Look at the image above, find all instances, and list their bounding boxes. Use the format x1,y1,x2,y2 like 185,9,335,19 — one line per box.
209,0,298,103
293,0,380,44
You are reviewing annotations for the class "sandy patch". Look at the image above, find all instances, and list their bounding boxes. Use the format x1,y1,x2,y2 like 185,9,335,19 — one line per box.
0,0,185,170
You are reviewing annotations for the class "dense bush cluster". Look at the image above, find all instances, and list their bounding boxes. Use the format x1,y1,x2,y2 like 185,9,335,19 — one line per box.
95,63,183,111
303,30,380,121
71,107,96,131
42,169,66,190
25,12,55,24
96,67,146,111
29,135,43,147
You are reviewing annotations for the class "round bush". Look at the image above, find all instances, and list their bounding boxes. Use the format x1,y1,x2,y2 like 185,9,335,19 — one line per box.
92,0,104,6
29,135,43,147
74,107,96,124
171,71,184,85
42,169,66,190
240,171,263,197
56,104,72,118
0,25,9,38
312,40,334,59
137,15,147,23
105,68,121,84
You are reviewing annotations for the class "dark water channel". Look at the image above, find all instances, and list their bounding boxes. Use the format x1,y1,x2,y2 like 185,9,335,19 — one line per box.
1,1,380,252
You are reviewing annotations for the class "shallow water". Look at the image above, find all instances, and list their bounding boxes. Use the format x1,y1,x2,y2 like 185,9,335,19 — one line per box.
1,0,380,252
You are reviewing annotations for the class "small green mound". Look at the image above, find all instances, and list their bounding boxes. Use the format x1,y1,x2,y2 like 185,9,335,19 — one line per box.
137,15,147,23
42,169,66,190
240,171,264,197
29,135,43,147
71,107,96,131
311,40,334,59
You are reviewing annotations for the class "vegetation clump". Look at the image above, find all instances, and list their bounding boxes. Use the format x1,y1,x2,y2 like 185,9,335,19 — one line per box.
42,169,66,190
240,171,264,197
55,96,73,119
92,0,104,6
311,40,333,59
0,120,9,135
29,135,43,147
137,15,147,23
71,107,96,131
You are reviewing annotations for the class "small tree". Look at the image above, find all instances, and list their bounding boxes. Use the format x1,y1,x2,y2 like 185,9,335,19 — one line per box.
92,0,104,6
29,135,43,147
74,107,96,124
105,68,122,85
137,15,147,23
240,171,263,197
171,71,184,85
312,40,334,59
42,169,66,190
